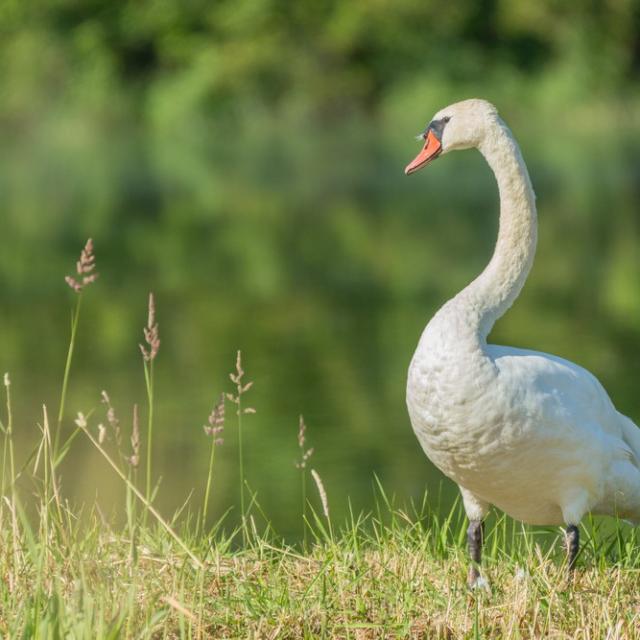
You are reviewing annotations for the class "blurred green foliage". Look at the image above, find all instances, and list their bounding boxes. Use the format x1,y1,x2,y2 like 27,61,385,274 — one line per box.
3,0,640,122
0,0,639,537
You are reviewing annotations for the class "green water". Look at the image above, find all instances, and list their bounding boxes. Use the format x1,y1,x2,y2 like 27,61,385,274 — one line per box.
1,119,639,539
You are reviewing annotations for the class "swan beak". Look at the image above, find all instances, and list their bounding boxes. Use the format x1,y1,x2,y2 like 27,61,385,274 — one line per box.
405,130,442,175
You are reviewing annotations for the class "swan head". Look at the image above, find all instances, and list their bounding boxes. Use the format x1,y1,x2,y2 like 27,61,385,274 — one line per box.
405,99,499,175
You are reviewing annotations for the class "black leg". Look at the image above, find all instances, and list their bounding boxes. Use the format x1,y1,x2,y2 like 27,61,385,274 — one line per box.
467,520,484,587
565,524,579,573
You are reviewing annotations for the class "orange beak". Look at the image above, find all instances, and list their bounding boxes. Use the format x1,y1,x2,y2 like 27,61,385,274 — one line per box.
404,129,442,175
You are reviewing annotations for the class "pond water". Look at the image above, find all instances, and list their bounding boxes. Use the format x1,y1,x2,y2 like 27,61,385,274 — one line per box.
1,119,639,540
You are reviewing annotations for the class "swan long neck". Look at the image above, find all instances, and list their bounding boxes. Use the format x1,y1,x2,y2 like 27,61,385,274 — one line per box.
455,119,537,340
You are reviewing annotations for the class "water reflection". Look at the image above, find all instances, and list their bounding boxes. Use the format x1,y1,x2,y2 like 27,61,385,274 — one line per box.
1,123,639,539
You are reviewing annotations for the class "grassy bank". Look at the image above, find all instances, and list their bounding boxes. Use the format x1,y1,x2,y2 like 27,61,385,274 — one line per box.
1,240,639,639
1,492,640,638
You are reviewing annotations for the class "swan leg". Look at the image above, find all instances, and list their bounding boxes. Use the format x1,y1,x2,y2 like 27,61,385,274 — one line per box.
460,487,489,588
467,520,485,587
565,524,579,573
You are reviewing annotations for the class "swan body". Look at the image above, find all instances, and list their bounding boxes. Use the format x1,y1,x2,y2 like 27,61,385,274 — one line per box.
404,99,640,575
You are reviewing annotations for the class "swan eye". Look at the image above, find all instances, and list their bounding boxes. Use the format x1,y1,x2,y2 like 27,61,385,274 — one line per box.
428,117,449,141
418,115,451,141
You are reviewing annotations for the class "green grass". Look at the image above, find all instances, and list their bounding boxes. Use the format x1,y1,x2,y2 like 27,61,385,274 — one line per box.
1,476,640,638
1,240,639,638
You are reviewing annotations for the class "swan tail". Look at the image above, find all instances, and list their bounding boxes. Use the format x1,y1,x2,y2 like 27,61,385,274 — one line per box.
618,412,640,468
601,414,640,523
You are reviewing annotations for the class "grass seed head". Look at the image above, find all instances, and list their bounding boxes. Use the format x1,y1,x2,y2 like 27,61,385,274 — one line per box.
66,238,98,293
101,390,121,445
311,469,329,518
139,292,160,362
204,394,225,446
128,404,140,468
295,415,314,469
227,350,255,415
74,412,87,429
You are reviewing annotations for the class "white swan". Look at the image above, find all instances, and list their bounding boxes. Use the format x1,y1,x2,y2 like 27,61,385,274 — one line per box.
404,99,640,586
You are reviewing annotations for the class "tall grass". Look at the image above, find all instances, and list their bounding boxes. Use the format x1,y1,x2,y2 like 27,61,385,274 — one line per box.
226,350,255,541
54,238,98,457
0,238,638,637
295,415,314,549
201,393,224,534
139,292,159,506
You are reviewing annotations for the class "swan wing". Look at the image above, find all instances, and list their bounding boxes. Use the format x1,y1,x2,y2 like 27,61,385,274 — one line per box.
487,344,640,520
487,345,636,451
